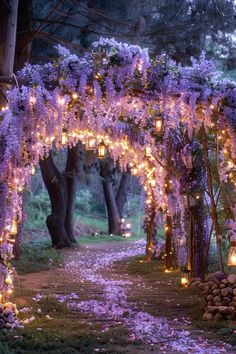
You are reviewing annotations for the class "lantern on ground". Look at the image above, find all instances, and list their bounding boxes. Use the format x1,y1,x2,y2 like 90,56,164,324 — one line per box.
85,136,97,150
227,238,236,266
145,146,152,157
154,115,163,134
97,140,107,158
180,267,190,287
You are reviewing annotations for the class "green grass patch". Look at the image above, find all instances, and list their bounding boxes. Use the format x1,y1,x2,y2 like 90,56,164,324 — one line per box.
0,294,144,354
119,255,236,347
13,240,64,275
77,233,144,244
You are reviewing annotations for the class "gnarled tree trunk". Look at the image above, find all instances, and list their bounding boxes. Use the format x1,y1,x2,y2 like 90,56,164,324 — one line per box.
64,146,79,243
40,152,70,248
100,158,121,235
116,171,130,217
40,146,79,248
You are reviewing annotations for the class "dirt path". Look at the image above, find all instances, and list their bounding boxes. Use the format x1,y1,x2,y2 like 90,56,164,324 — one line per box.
16,241,231,353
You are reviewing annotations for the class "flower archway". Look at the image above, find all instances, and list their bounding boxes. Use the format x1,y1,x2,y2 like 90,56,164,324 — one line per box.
1,37,236,302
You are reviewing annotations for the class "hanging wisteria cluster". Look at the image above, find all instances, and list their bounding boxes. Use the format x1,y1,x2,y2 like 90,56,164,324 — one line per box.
0,37,236,302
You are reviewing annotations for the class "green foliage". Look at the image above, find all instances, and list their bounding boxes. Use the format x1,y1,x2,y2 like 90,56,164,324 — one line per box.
24,191,50,230
13,240,64,275
0,343,11,354
78,233,144,244
75,189,93,215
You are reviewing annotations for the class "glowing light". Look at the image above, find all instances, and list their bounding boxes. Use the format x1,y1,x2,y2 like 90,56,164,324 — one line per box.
154,116,163,133
6,219,18,236
61,129,68,145
7,289,13,296
86,137,97,150
5,275,12,286
30,96,36,105
72,93,78,99
181,277,189,286
132,167,138,176
58,97,65,106
30,165,35,175
145,146,152,157
228,243,236,266
97,140,107,158
149,179,156,188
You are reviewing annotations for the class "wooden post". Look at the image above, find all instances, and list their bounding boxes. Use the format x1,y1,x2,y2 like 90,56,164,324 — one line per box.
165,175,173,270
0,0,19,77
0,0,19,107
202,128,224,273
165,213,173,269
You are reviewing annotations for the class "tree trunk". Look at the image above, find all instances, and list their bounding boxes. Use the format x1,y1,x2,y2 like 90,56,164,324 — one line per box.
116,171,130,217
40,152,71,248
100,159,121,235
165,174,173,270
191,196,205,278
165,214,173,269
64,146,79,243
202,129,224,273
146,205,156,261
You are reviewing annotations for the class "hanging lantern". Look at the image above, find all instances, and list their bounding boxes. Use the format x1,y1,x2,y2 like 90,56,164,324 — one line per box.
227,239,236,266
61,128,68,145
154,116,163,134
180,267,190,287
85,137,97,150
145,146,152,157
97,140,107,158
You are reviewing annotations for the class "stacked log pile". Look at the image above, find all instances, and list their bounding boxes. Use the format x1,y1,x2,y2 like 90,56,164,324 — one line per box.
189,272,236,321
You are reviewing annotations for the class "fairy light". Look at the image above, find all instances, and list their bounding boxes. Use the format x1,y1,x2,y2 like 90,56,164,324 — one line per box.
144,146,152,158
30,96,36,105
58,96,65,106
72,93,78,99
30,165,36,175
3,36,236,312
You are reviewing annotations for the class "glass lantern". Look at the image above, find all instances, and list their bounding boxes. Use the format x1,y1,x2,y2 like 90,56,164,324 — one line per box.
227,240,236,266
97,140,107,158
61,128,68,145
86,137,97,150
154,116,163,134
180,267,190,287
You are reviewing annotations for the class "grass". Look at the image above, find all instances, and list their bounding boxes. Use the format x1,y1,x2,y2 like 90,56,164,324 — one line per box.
118,255,236,346
0,295,144,354
13,240,64,275
76,215,108,232
77,233,144,244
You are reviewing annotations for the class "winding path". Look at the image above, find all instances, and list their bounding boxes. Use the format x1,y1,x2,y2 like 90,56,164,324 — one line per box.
20,240,229,353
